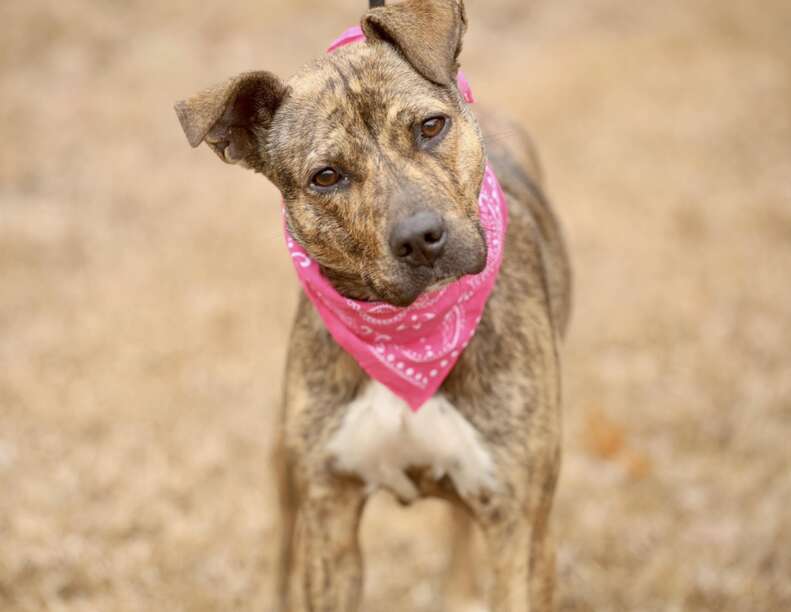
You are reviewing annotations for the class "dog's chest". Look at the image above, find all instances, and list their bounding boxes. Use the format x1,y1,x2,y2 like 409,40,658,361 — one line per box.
326,380,496,502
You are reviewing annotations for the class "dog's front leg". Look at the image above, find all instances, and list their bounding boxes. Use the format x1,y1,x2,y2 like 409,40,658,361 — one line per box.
458,395,560,612
476,501,532,612
299,481,366,612
467,441,559,612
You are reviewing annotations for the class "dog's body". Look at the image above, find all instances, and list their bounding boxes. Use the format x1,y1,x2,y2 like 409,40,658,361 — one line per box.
176,1,571,610
276,111,570,612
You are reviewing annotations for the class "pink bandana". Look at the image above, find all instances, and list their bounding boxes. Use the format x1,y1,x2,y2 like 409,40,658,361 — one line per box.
282,28,507,411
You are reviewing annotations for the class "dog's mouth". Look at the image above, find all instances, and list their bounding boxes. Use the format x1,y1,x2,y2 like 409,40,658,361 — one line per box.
369,244,488,307
320,220,488,307
368,275,447,308
422,275,462,294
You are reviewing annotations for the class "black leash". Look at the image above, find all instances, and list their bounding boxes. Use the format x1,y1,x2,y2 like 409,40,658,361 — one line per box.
369,0,385,7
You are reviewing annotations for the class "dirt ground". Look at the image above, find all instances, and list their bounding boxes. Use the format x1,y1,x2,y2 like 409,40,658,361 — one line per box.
2,0,790,610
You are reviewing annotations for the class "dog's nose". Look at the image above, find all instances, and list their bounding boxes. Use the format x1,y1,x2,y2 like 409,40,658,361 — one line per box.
389,211,447,267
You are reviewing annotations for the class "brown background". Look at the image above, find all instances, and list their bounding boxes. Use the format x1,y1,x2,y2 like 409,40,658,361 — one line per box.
2,0,790,610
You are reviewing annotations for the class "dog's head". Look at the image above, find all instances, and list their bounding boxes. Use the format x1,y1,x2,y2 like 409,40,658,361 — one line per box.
175,0,486,306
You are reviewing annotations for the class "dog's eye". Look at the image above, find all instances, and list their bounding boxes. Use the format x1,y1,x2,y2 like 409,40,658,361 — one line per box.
420,116,446,140
311,167,342,189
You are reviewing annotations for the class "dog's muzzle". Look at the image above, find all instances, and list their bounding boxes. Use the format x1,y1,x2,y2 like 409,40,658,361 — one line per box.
389,210,448,268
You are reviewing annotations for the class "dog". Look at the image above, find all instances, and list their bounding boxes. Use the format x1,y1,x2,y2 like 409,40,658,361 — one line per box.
174,0,571,610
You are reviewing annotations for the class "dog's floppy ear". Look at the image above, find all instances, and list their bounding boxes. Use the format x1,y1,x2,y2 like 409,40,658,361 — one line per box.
174,71,287,166
362,0,467,86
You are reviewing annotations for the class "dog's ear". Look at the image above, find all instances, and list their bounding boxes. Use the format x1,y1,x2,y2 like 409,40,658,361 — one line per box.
174,71,287,167
362,0,467,86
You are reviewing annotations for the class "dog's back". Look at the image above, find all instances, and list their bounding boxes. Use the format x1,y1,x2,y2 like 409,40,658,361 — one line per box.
479,110,572,337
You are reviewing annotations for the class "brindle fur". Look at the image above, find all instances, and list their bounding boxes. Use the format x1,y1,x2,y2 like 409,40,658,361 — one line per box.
175,1,571,610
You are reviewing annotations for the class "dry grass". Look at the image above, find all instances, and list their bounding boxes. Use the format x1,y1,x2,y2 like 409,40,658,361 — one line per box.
2,0,790,610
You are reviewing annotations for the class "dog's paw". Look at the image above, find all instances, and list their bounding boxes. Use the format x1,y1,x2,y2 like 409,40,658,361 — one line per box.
445,449,499,501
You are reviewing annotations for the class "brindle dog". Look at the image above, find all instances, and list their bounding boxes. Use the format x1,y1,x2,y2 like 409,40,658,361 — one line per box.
175,1,571,610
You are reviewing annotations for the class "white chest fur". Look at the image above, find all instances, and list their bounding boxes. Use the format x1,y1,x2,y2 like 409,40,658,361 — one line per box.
326,380,497,502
